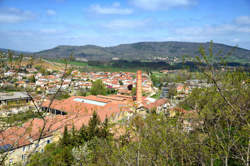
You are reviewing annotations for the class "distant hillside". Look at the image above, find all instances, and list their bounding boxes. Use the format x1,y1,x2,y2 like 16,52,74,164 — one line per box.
3,41,250,62
0,48,31,55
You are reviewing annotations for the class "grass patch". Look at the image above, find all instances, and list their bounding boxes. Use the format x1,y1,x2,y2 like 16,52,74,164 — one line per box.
0,110,42,126
47,59,147,72
150,90,162,99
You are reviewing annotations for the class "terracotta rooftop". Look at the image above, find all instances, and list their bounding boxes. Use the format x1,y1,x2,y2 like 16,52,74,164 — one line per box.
144,98,168,110
0,114,90,150
41,95,133,117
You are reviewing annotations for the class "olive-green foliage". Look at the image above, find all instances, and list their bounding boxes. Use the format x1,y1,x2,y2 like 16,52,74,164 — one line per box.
54,91,70,100
90,79,107,95
150,74,160,87
27,142,73,166
35,65,51,75
76,88,89,96
0,110,42,126
168,84,177,98
90,79,117,96
150,90,161,99
119,80,123,85
28,75,36,83
0,85,24,92
131,87,136,96
181,71,249,166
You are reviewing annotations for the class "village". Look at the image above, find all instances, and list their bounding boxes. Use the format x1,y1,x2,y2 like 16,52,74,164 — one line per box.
0,60,212,165
0,0,249,164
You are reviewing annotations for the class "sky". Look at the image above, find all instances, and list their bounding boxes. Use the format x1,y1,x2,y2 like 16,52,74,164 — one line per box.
0,0,250,52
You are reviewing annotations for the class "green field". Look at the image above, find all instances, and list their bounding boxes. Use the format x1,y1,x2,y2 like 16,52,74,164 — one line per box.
48,59,88,66
48,59,148,72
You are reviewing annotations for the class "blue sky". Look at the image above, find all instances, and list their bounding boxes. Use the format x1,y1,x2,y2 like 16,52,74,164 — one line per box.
0,0,250,52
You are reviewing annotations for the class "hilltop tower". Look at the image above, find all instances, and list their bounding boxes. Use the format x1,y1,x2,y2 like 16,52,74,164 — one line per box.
136,70,142,104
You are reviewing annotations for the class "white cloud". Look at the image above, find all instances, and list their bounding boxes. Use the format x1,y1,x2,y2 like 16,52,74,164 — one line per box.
168,21,250,49
90,3,133,15
103,19,149,29
0,8,35,23
175,24,250,36
46,9,56,16
130,0,197,10
235,16,250,25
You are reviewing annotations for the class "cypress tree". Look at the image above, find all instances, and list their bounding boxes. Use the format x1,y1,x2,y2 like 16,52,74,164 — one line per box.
88,111,101,139
61,126,71,146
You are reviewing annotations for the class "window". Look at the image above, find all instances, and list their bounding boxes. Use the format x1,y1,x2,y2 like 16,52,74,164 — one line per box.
47,139,50,144
22,146,25,152
22,154,26,160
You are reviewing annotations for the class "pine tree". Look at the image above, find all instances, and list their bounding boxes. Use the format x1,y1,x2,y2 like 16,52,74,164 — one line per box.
100,117,111,138
90,79,107,95
78,125,89,143
87,111,101,139
61,126,71,147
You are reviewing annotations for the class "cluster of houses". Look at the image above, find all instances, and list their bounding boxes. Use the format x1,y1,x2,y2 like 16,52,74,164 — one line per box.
70,70,153,95
161,79,212,99
1,65,153,96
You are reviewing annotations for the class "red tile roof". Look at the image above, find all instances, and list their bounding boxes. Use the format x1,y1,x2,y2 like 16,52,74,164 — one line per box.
41,95,133,120
0,115,90,149
144,98,168,110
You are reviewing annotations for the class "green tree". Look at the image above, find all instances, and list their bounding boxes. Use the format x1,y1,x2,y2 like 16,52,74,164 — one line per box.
28,143,73,166
60,126,71,147
131,87,136,96
168,84,177,98
87,111,101,139
7,50,13,69
99,118,112,139
18,53,24,67
69,53,75,61
90,79,107,95
119,80,123,85
28,75,36,83
150,74,160,87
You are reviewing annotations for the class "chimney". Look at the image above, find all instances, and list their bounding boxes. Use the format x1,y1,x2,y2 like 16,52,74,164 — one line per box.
136,70,142,104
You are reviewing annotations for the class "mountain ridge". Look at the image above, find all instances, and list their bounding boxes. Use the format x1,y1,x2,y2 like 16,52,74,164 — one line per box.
1,41,250,62
35,41,250,61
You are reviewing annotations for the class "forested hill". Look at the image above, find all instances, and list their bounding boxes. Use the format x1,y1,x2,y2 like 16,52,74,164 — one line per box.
34,41,250,62
2,41,250,62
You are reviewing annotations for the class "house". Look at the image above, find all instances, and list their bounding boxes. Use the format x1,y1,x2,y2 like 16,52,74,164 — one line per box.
139,98,169,113
4,71,15,77
41,95,134,121
0,92,32,106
